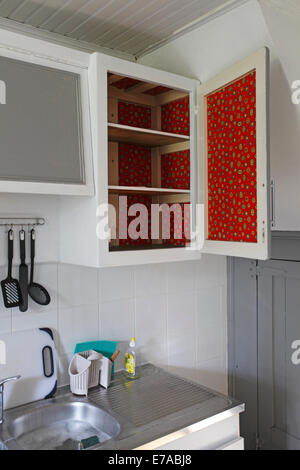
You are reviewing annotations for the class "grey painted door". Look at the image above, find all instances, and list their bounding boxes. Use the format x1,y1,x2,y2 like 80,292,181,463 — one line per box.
228,258,258,450
258,260,300,450
229,253,300,450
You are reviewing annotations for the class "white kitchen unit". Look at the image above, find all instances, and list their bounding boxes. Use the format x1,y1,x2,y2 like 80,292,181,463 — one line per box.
61,47,270,267
136,407,244,451
0,34,94,196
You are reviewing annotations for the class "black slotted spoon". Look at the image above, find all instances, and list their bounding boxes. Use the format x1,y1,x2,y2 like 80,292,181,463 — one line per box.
1,229,22,308
28,229,51,306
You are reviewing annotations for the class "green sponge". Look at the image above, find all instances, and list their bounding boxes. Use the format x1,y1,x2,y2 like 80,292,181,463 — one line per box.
80,435,100,449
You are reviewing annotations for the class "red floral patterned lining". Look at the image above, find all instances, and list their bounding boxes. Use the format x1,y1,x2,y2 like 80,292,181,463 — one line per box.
163,203,191,247
161,150,190,190
119,195,152,247
207,70,257,243
111,77,141,90
118,101,151,129
118,143,151,187
161,96,190,136
118,197,190,248
144,86,171,95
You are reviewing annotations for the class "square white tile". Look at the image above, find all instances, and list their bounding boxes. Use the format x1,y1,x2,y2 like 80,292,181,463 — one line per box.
58,264,98,309
12,309,58,333
99,266,134,302
137,331,167,367
0,311,11,335
167,291,196,333
135,294,167,335
57,351,73,387
167,329,196,369
196,287,222,330
167,261,196,294
100,298,135,342
58,304,99,355
135,264,167,297
196,254,226,290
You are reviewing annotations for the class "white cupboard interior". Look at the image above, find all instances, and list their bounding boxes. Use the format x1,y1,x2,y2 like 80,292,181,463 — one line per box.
107,72,191,252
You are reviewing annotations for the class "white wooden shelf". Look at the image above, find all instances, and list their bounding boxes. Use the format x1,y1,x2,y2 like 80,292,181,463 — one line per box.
108,123,190,147
108,185,190,196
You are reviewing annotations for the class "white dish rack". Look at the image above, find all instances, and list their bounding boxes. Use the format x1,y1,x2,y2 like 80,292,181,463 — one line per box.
68,350,112,396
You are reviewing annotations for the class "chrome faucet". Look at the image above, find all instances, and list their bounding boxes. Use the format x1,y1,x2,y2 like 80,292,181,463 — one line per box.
0,376,21,425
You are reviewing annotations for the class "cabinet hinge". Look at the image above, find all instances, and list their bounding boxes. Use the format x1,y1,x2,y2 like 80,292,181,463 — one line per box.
255,266,262,277
194,106,199,115
250,265,261,278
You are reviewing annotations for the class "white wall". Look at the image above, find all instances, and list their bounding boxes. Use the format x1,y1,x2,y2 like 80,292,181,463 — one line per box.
0,198,227,395
0,257,227,395
139,0,272,81
259,0,300,230
0,194,60,265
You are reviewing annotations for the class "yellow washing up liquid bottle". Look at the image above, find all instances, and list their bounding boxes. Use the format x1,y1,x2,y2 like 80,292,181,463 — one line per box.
124,337,136,379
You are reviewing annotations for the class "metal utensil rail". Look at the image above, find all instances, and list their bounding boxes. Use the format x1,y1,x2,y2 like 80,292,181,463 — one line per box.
0,217,45,228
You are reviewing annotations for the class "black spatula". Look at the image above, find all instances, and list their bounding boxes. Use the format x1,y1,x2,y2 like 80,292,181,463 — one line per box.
19,229,28,312
1,230,22,308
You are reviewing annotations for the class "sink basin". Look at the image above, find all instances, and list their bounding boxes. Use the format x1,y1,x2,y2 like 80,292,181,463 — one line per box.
7,401,120,450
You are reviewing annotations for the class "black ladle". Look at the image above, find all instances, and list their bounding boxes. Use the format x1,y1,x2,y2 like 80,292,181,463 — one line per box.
28,229,51,306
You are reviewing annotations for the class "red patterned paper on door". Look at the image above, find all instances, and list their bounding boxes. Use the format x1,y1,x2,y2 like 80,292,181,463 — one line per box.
206,70,257,243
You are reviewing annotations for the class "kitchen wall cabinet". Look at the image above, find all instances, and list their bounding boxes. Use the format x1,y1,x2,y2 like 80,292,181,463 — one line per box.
61,48,269,267
0,28,270,266
0,43,94,196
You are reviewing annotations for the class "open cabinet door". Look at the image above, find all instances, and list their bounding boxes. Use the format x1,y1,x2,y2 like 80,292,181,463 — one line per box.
198,48,269,260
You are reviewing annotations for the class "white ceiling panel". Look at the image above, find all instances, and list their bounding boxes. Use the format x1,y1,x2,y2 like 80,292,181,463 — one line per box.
0,0,248,58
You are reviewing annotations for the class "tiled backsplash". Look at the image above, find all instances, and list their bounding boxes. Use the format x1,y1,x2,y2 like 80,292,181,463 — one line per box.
0,256,227,395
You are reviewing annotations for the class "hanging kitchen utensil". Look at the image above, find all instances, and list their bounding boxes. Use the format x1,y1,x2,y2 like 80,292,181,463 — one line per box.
19,229,28,312
1,229,22,308
28,229,51,306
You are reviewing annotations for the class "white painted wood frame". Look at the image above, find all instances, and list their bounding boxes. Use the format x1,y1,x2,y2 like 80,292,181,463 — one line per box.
197,48,270,260
0,34,94,196
89,52,201,267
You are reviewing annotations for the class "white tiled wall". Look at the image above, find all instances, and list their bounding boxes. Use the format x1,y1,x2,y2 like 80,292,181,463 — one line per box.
0,256,228,395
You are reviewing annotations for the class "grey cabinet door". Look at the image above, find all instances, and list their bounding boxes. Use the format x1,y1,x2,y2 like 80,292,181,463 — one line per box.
258,260,300,450
0,55,85,184
228,258,258,450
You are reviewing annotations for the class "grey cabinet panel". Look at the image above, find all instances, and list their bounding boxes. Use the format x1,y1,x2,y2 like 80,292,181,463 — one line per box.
228,258,258,450
229,253,300,450
0,56,85,184
258,261,300,450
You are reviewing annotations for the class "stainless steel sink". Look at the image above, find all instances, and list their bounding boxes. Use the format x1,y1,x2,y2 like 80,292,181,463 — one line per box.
1,396,121,450
0,364,242,451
